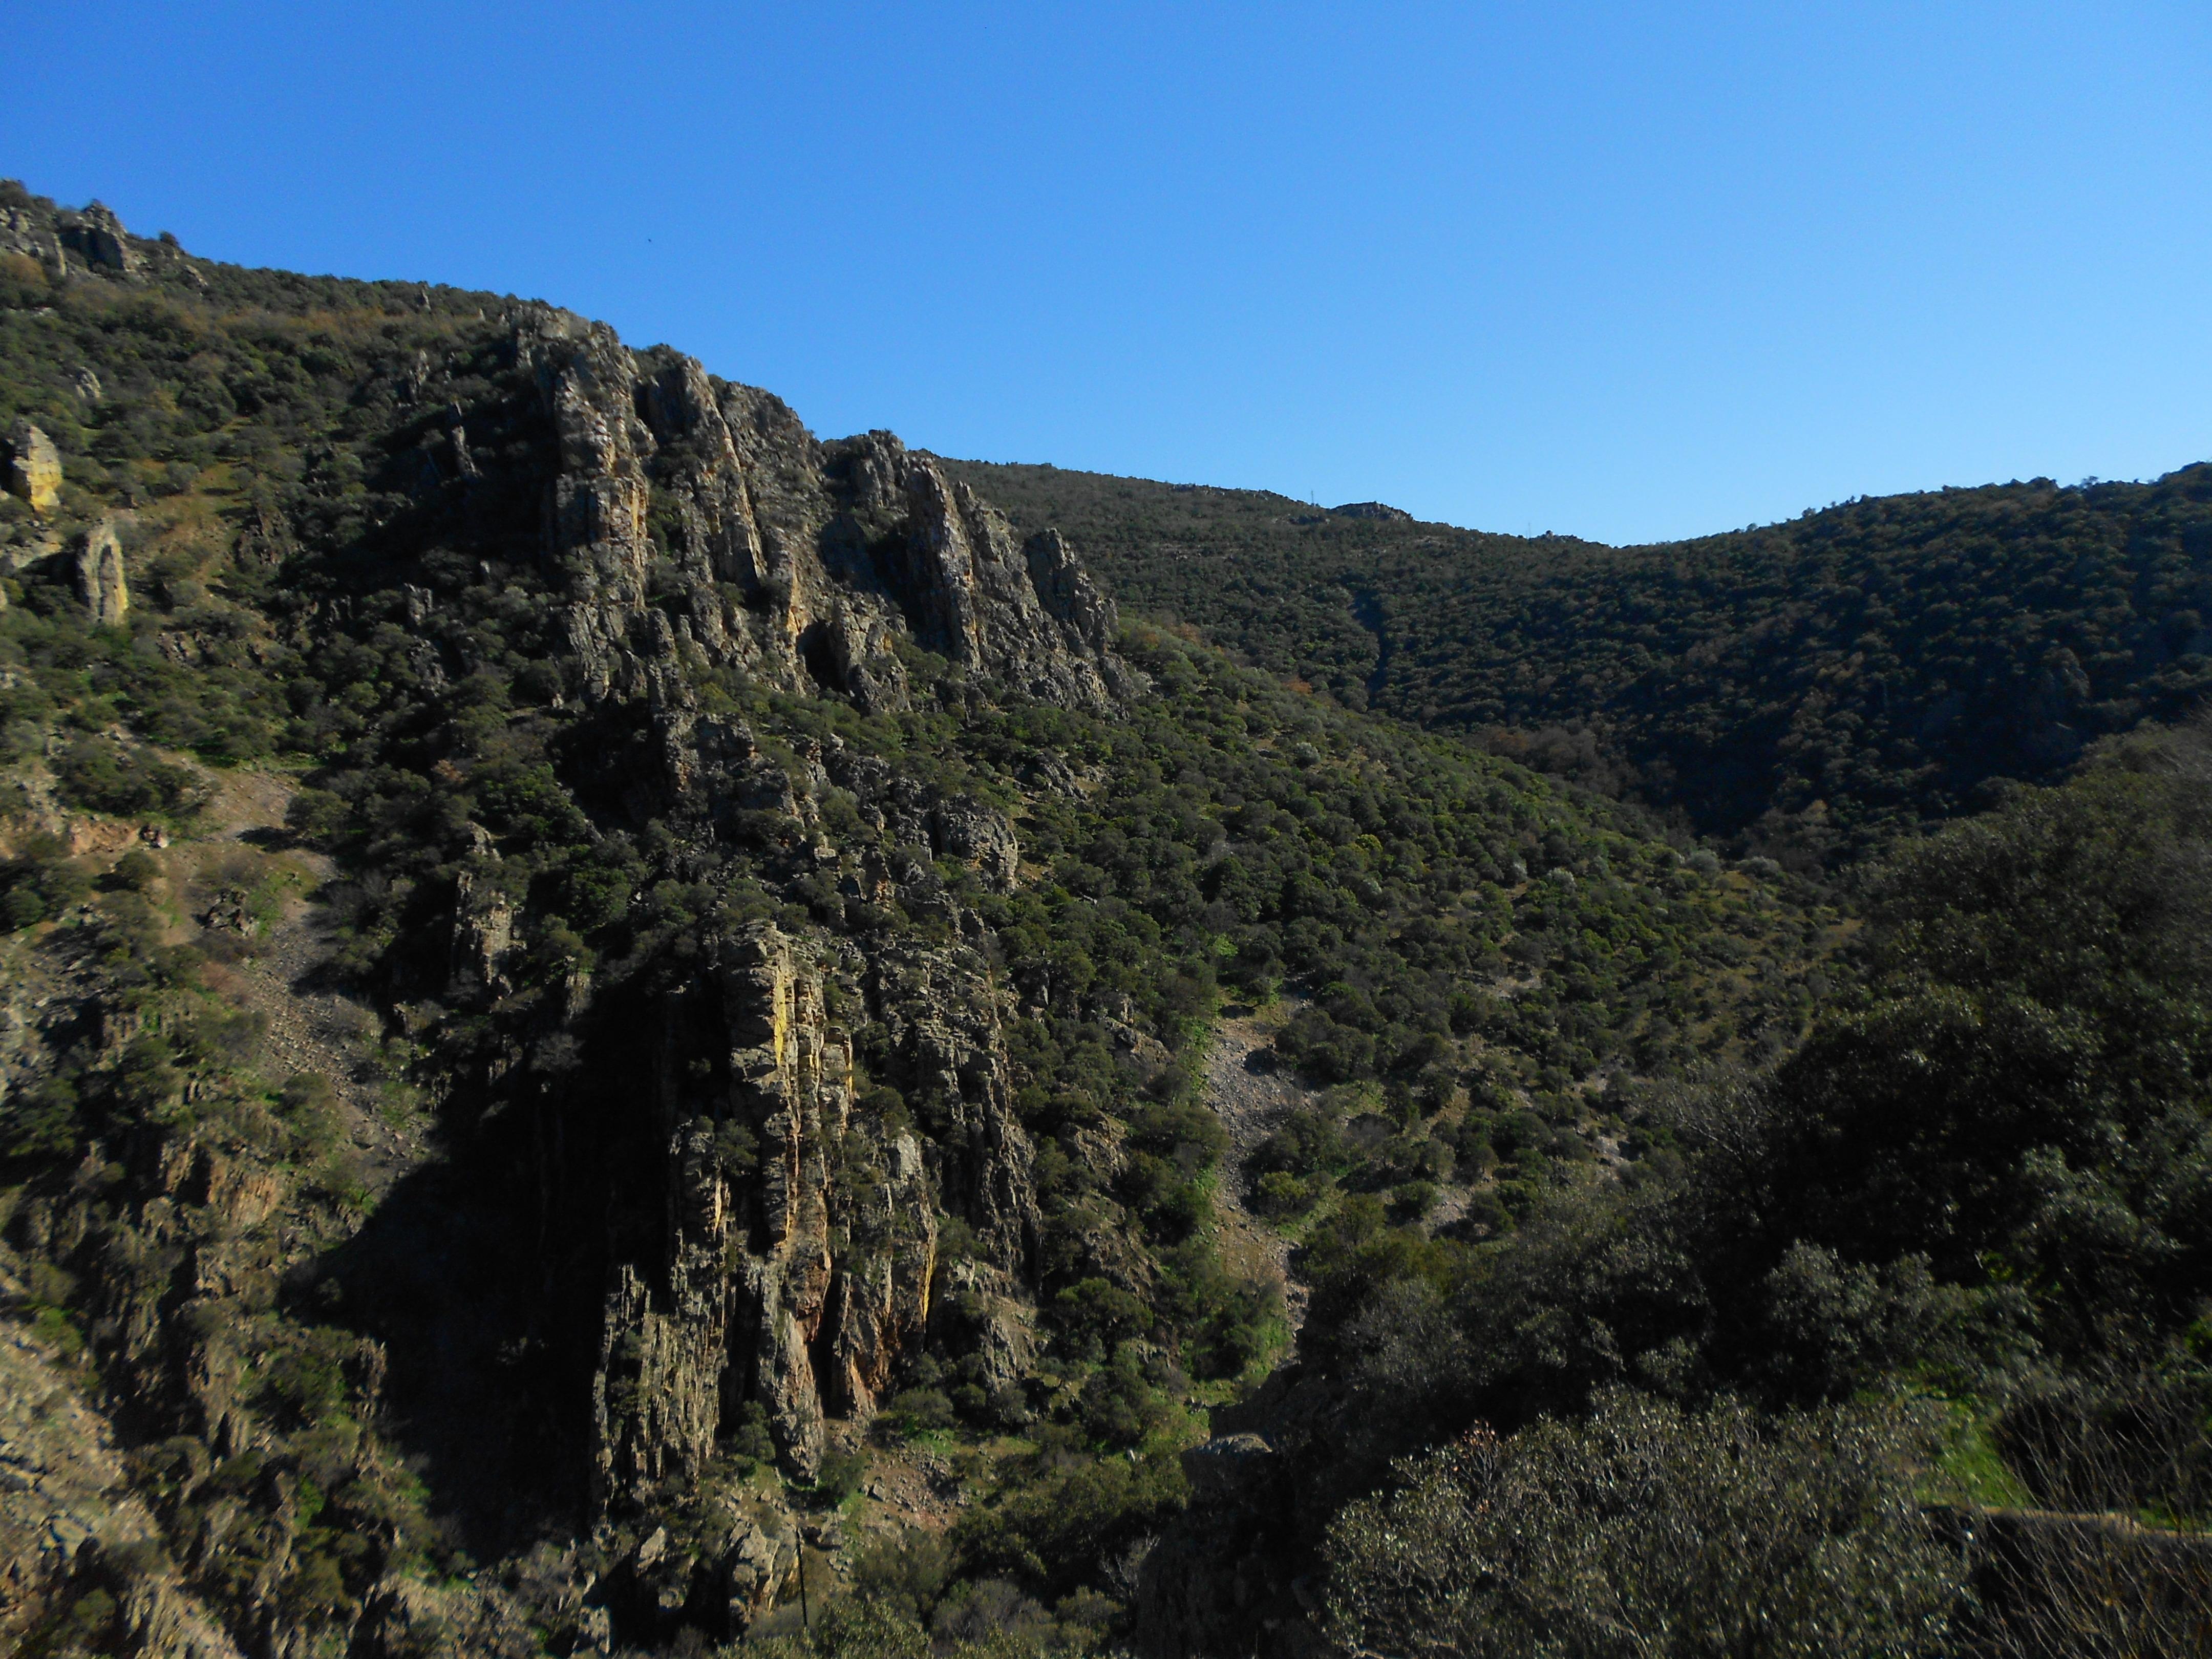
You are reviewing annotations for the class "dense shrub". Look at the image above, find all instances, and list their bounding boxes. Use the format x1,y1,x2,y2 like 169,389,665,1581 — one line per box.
1326,1391,1964,1659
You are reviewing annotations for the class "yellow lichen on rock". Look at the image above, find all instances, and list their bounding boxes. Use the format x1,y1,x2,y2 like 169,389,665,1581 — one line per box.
6,419,59,512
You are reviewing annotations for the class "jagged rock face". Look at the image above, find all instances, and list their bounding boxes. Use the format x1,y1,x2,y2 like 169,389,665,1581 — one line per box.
653,710,813,834
819,740,1025,891
0,202,70,270
75,516,129,625
592,924,935,1501
935,1259,1038,1396
870,942,1041,1277
885,453,1126,707
63,202,140,276
446,824,517,1000
0,197,170,285
607,1503,799,1647
7,419,60,513
513,311,1125,715
589,918,1040,1515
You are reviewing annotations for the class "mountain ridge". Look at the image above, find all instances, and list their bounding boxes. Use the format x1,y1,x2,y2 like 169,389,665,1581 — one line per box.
946,454,2212,862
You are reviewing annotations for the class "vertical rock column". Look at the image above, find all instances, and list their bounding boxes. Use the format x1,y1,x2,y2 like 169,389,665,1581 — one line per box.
722,926,839,1479
524,315,657,701
591,922,966,1507
75,518,128,626
7,421,60,514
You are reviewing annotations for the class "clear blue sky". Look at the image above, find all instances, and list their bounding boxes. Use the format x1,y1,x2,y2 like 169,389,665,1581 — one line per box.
6,3,2209,544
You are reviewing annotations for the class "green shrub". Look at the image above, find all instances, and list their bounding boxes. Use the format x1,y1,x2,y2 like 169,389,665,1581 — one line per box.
107,847,162,890
1251,1170,1311,1218
850,1526,953,1621
814,1447,867,1503
1389,1180,1439,1222
1326,1390,1963,1659
953,1446,1187,1599
1,833,88,929
1077,1348,1176,1449
52,737,207,820
876,1388,958,1442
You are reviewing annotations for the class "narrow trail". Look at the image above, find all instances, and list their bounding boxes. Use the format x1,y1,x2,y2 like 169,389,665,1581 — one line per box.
1200,1003,1320,1346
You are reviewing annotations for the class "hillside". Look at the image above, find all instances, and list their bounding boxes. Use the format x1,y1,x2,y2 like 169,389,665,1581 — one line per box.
947,459,2212,862
0,185,1848,1656
1,179,2206,1659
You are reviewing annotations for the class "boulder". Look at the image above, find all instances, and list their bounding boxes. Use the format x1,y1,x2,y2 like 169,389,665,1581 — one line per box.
75,517,127,624
7,421,59,513
61,201,140,276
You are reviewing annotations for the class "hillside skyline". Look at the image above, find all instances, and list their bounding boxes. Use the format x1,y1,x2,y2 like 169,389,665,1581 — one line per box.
5,2,2208,544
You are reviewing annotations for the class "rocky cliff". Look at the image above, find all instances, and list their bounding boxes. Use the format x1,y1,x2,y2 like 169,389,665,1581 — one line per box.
0,187,1124,1656
514,308,1128,716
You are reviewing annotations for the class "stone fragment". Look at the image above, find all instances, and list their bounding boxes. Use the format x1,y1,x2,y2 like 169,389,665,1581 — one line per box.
7,421,59,512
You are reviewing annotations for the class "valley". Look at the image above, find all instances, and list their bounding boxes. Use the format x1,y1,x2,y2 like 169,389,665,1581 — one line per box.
0,181,2208,1658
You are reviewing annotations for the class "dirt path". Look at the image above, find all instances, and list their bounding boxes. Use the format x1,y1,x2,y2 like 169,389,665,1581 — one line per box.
1201,1003,1318,1344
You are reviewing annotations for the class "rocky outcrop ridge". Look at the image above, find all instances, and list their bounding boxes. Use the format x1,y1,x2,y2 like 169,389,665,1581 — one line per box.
580,920,1037,1642
0,185,1152,1658
0,194,203,288
63,202,140,278
0,1312,245,1659
513,311,1128,715
587,916,1040,1486
869,941,1041,1276
843,433,1127,707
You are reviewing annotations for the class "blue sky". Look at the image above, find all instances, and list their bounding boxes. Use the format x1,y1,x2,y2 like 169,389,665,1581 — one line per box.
6,3,2209,544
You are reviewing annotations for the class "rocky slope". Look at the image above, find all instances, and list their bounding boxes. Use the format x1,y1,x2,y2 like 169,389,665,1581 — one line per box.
0,183,1854,1657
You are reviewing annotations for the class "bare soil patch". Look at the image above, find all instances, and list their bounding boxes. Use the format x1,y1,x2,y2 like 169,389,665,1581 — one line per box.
1200,1001,1320,1344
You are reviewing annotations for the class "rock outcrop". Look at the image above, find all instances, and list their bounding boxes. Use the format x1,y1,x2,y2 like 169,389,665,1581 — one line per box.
75,516,128,625
870,941,1041,1275
590,925,937,1503
7,420,59,513
0,190,210,293
587,916,1039,1518
61,202,140,277
0,200,70,270
0,183,1168,1659
513,310,1128,716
